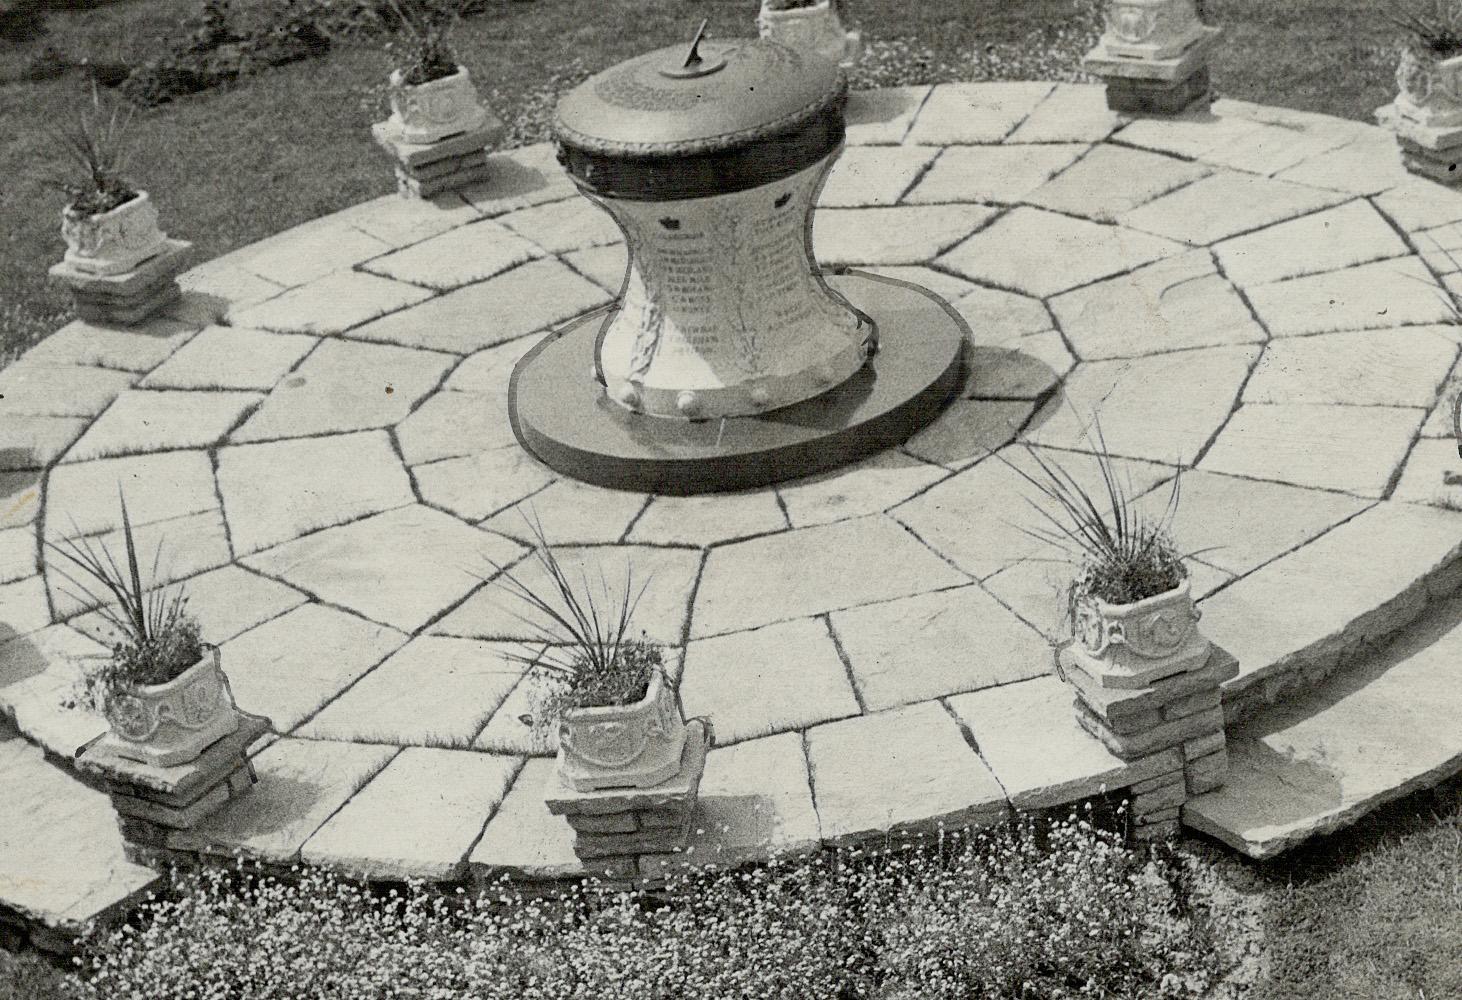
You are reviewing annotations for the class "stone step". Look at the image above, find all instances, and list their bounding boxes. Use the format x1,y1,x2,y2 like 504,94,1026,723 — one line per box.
0,719,159,952
1183,595,1462,859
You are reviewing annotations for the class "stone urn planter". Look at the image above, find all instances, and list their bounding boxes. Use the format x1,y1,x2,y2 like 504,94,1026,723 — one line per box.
757,0,862,68
1063,578,1211,691
556,666,689,792
388,64,488,144
1395,46,1462,128
104,646,242,768
60,190,167,277
1102,0,1209,60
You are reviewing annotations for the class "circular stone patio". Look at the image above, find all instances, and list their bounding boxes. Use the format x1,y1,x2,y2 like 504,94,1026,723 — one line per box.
4,82,1462,884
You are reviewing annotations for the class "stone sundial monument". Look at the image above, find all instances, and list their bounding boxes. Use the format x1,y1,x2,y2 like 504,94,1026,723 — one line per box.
509,25,967,493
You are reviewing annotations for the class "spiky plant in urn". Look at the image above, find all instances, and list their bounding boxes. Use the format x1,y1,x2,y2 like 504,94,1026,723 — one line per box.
384,0,489,144
49,493,241,767
1388,0,1462,127
48,88,165,277
483,516,690,791
1003,428,1210,692
757,0,861,69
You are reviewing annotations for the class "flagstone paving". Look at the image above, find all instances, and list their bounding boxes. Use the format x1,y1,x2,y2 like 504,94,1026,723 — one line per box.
4,83,1462,915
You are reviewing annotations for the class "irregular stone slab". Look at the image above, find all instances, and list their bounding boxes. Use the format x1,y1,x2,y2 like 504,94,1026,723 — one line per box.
0,624,108,755
1215,200,1410,288
175,737,397,863
806,700,1007,845
1373,176,1462,232
362,220,544,290
1276,131,1413,195
348,257,610,354
72,564,306,650
819,144,939,207
1051,251,1262,360
1421,357,1462,436
412,446,556,522
1114,109,1283,161
227,216,393,288
938,207,1183,298
981,559,1080,641
778,451,947,528
229,270,432,335
396,390,516,466
434,544,698,645
220,603,406,731
0,527,35,584
1140,470,1370,577
814,204,998,265
231,339,452,443
0,727,159,935
949,284,1051,344
832,585,1052,711
1415,221,1462,277
0,363,136,418
1025,344,1261,465
1244,328,1457,409
1185,596,1462,859
65,389,260,462
1245,256,1456,336
140,325,316,391
949,676,1179,809
1393,437,1462,508
455,143,581,216
1023,143,1210,223
244,505,524,633
479,477,647,543
1119,171,1346,245
627,489,785,546
19,318,197,372
692,515,966,638
903,397,1039,469
329,191,481,248
1201,502,1462,696
178,259,285,312
1006,83,1122,143
300,637,524,747
1198,117,1360,177
217,430,414,556
470,658,557,757
1200,403,1423,497
563,243,628,292
680,617,860,744
641,732,821,878
45,450,217,540
893,447,1174,580
844,85,930,144
301,747,519,880
860,264,976,304
47,509,233,618
0,415,87,471
497,196,624,255
0,471,41,530
905,81,1055,145
468,757,581,879
903,144,1086,205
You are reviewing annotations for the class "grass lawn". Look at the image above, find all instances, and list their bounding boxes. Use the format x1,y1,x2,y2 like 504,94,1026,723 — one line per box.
0,0,1404,368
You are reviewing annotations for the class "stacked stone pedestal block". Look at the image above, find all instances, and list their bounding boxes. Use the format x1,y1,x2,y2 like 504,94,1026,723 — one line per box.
75,712,270,866
1059,644,1238,840
544,719,711,888
48,239,191,327
372,117,505,200
1377,103,1462,187
1083,15,1221,116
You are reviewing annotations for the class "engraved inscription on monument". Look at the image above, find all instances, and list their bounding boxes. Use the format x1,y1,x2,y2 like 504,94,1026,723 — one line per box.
596,157,868,419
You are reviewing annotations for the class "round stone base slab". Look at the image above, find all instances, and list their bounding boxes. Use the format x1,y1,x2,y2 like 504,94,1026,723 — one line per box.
508,270,967,495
